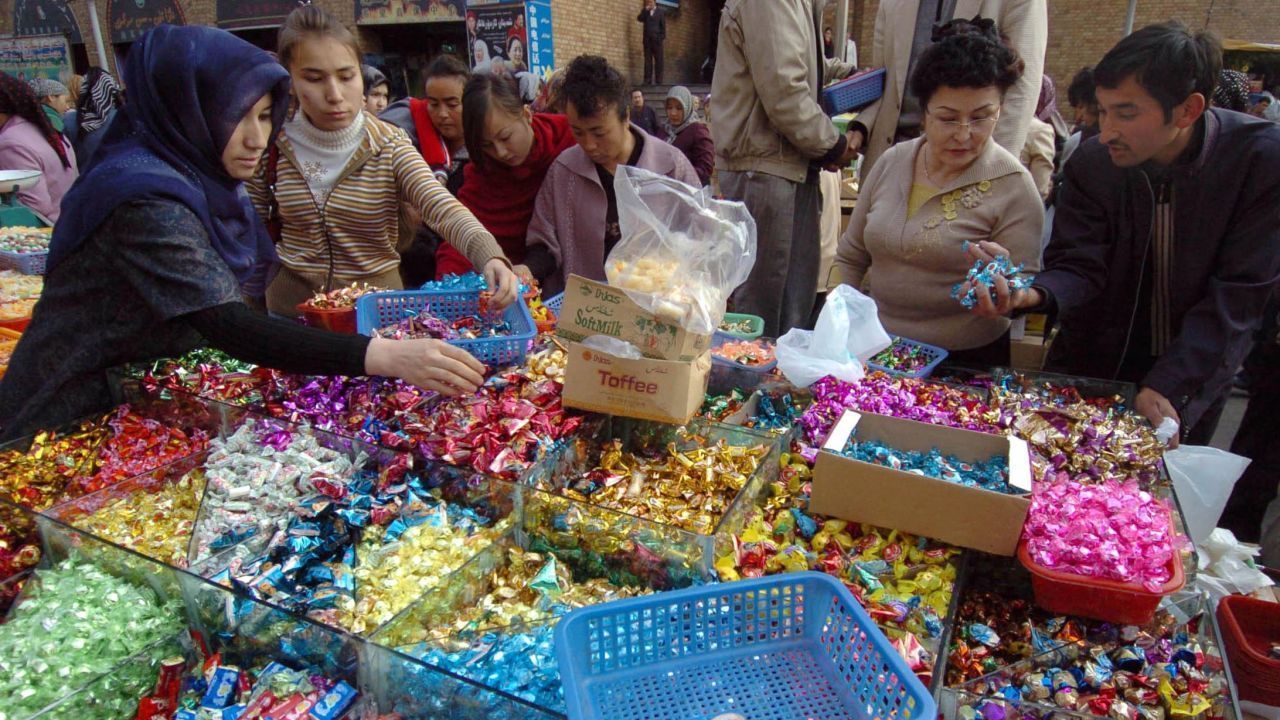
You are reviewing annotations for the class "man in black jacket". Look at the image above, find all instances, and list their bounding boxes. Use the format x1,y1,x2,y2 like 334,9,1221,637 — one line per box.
970,22,1280,447
637,0,666,85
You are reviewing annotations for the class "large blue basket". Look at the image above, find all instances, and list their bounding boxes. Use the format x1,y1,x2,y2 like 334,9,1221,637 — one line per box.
355,289,536,368
822,68,887,116
555,572,934,720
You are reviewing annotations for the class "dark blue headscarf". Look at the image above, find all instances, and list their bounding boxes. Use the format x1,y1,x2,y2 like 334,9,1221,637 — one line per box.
48,25,290,296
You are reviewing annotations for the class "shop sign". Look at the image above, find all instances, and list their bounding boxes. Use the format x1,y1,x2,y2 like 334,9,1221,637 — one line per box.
107,0,186,44
13,0,82,43
355,0,466,25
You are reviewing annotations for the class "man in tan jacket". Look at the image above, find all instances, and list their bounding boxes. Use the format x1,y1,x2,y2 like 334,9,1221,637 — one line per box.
711,0,859,336
852,0,1047,176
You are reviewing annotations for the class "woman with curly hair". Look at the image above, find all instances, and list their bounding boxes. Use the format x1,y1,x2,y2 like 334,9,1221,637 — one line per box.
0,72,77,222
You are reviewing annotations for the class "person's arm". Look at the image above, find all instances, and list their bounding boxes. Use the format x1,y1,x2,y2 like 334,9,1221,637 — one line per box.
523,171,564,282
245,153,271,224
992,0,1048,156
823,55,855,85
669,148,701,188
658,7,666,39
834,150,889,288
1140,176,1280,417
0,142,55,218
1024,122,1055,201
1029,148,1113,314
689,126,716,186
186,302,368,376
850,1,887,142
637,8,646,22
728,0,842,159
988,171,1046,276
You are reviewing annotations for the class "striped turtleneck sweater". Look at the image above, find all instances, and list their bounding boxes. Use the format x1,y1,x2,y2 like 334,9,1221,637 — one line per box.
284,110,367,206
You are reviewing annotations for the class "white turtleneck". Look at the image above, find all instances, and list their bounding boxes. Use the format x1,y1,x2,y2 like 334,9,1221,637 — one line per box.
284,110,367,206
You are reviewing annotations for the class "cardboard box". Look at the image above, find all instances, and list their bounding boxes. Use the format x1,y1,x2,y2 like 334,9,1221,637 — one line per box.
1011,335,1049,371
555,275,712,362
811,410,1033,555
561,342,712,425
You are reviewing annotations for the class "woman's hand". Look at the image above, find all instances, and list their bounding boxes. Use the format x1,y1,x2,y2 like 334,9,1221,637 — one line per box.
365,337,486,396
962,240,1043,319
483,258,520,310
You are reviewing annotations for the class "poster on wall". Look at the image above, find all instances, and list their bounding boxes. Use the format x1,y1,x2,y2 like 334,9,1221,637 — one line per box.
470,4,528,75
217,0,298,30
12,0,82,43
0,35,71,83
524,0,553,78
355,0,466,25
107,0,186,43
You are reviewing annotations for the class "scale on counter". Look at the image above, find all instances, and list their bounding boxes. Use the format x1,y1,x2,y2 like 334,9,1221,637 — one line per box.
0,170,48,228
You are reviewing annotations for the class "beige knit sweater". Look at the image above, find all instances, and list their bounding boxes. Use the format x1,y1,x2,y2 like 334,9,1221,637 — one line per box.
836,136,1044,351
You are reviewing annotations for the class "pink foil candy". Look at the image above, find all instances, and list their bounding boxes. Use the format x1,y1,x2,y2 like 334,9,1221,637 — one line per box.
1024,477,1179,591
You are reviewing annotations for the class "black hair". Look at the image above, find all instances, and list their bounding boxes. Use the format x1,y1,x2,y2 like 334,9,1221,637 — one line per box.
561,55,628,122
909,18,1024,110
1066,66,1096,108
278,5,362,73
425,54,470,83
0,73,70,169
1094,21,1221,122
462,72,525,168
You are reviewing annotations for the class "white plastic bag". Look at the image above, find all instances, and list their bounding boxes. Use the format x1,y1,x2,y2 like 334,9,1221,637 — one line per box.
775,284,892,387
606,166,756,334
1165,445,1251,546
1194,528,1274,609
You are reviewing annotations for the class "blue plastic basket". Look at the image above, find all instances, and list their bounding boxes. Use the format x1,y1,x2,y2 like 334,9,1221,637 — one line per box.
545,292,564,317
355,289,536,368
711,334,777,374
821,68,887,116
0,248,46,275
555,572,934,720
866,336,949,379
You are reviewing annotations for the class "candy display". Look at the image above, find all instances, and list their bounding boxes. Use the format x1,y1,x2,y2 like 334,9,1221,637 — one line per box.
1024,478,1178,588
0,226,51,254
66,404,211,498
256,371,436,445
372,305,512,341
135,347,263,405
421,272,488,292
0,557,184,717
712,338,775,367
869,337,939,374
836,437,1020,494
799,373,1001,446
0,269,41,302
700,389,803,433
952,254,1034,309
302,282,384,310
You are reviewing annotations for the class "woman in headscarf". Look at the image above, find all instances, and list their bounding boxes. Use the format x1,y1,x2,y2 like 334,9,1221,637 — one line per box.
664,85,713,186
27,77,71,133
472,39,492,74
0,25,492,440
64,67,123,167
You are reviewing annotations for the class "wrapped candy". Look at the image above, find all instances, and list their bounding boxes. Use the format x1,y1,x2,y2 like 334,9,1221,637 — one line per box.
0,269,42,303
1024,478,1179,589
0,558,184,717
71,468,206,567
256,371,436,445
134,347,264,405
952,254,1034,309
799,373,1001,445
869,338,937,374
301,282,383,310
420,272,489,292
0,226,51,253
712,339,776,368
836,438,1021,494
65,405,210,497
372,307,511,341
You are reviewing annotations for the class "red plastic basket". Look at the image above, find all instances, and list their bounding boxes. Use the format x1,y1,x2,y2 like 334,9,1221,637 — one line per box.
1017,538,1185,625
296,302,358,334
0,314,30,332
1217,594,1280,705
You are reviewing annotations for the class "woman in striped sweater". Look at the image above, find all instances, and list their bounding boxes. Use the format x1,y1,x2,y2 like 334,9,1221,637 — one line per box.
249,5,518,317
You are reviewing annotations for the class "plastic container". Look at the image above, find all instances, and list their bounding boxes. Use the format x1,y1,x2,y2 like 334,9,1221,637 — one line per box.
821,68,887,115
544,292,564,317
1017,538,1185,625
711,334,777,374
867,336,949,379
714,312,764,342
355,289,537,367
295,302,358,333
0,248,47,275
555,572,935,720
1217,594,1280,705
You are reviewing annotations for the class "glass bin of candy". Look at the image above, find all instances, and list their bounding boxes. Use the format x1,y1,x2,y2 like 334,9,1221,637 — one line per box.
31,634,188,720
370,530,652,718
0,567,30,619
698,362,811,436
521,416,784,590
188,431,519,638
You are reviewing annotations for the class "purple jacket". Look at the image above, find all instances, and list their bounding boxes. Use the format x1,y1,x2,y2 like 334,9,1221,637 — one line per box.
0,115,78,222
526,125,699,295
670,122,714,186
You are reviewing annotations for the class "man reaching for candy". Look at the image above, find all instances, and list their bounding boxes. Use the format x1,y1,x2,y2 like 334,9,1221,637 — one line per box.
966,22,1280,448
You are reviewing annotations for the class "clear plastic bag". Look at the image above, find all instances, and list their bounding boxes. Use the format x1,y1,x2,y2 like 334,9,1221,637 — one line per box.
1165,445,1251,546
775,284,892,387
606,166,756,335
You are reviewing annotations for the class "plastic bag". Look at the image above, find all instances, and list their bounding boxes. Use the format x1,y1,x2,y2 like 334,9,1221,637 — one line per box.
1194,528,1274,609
1165,445,1251,546
606,166,756,334
775,284,891,387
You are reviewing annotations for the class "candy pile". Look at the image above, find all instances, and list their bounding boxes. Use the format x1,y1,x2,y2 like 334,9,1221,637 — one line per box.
136,347,263,405
134,657,359,720
256,371,436,445
701,389,803,433
0,269,41,302
65,405,210,498
952,254,1034,309
799,373,1000,446
1024,478,1178,589
421,272,488,292
836,437,1020,494
391,548,644,711
0,296,35,321
0,558,184,718
210,453,511,634
373,306,511,341
712,338,775,367
0,226,51,254
301,282,383,310
190,421,357,562
993,374,1165,487
869,337,938,374
718,316,757,336
70,468,207,567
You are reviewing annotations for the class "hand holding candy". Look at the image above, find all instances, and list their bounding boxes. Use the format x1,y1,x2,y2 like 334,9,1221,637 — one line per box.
957,241,1041,318
1136,387,1181,448
366,337,485,396
483,258,520,310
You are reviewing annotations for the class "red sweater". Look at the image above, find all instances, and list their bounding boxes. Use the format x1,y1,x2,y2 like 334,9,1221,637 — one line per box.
436,113,576,277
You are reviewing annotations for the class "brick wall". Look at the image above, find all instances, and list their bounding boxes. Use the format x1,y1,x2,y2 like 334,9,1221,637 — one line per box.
552,0,712,86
